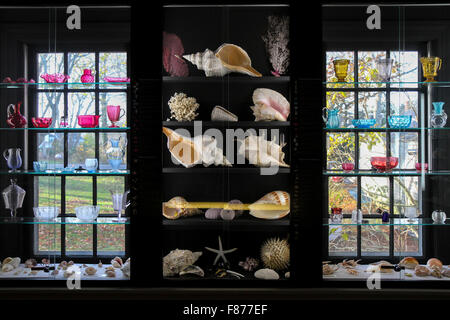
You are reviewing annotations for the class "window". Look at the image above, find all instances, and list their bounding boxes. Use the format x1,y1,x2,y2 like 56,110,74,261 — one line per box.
34,51,129,258
325,49,423,258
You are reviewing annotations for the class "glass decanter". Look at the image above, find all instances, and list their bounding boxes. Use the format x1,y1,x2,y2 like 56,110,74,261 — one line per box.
431,101,447,128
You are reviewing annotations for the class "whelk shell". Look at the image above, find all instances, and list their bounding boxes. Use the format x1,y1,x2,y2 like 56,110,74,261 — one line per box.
183,44,262,77
249,191,290,219
251,88,290,121
163,196,202,220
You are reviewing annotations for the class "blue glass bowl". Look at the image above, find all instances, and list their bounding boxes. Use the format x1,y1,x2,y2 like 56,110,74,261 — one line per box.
352,119,376,128
388,115,412,128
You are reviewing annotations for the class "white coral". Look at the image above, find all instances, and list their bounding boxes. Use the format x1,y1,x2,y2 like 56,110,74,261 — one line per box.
168,92,200,121
261,15,290,76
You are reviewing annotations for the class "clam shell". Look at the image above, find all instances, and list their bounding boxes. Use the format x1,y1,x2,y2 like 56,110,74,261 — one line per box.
211,106,238,122
254,268,279,280
251,88,290,121
249,191,290,219
163,196,202,220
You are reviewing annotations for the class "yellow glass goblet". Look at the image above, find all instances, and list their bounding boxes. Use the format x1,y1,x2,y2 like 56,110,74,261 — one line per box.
420,56,442,82
333,59,350,82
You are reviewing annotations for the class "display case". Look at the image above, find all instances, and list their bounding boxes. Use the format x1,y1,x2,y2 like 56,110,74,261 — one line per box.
322,3,450,287
0,6,131,284
157,4,296,284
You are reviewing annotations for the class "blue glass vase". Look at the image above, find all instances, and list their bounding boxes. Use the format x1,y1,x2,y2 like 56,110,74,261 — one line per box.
105,136,127,171
431,102,447,128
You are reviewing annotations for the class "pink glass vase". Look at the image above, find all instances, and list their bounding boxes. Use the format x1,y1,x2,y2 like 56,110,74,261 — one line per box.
78,115,100,128
80,69,94,83
106,105,125,128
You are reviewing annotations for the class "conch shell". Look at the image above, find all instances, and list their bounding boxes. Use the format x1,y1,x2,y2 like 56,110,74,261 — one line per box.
163,127,231,167
238,135,289,168
249,191,290,219
163,249,203,277
251,88,290,121
162,196,202,219
183,44,262,77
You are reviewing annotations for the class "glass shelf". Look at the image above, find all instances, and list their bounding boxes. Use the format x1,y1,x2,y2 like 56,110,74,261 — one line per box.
324,127,450,132
0,217,129,225
0,127,130,131
322,170,450,176
0,169,129,176
324,81,450,87
0,82,130,88
162,121,290,127
324,218,450,226
163,76,290,83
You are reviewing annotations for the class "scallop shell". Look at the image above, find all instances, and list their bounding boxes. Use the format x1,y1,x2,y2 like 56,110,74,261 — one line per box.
163,196,202,220
238,135,289,168
85,266,97,275
251,88,290,121
249,191,290,219
211,106,238,122
163,249,202,277
183,44,262,77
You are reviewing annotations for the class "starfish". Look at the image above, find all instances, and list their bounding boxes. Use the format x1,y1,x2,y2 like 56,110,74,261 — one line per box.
205,236,237,265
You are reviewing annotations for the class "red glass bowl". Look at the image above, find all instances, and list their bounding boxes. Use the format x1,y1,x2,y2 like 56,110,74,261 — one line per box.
77,115,100,128
342,163,354,172
31,117,52,128
415,162,428,172
40,73,70,83
370,156,399,172
103,76,130,84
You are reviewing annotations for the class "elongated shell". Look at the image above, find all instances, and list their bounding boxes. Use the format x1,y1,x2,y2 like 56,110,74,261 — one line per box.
215,44,262,77
162,196,202,220
211,106,238,122
162,127,202,168
238,135,289,168
183,49,228,77
251,88,290,121
249,191,290,219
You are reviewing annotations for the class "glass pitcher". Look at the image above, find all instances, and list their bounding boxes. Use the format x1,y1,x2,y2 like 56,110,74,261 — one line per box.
105,136,127,171
322,107,340,128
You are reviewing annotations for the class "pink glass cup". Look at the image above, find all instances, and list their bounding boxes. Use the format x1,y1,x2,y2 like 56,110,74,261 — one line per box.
415,162,428,172
342,163,354,172
77,115,100,128
106,105,125,128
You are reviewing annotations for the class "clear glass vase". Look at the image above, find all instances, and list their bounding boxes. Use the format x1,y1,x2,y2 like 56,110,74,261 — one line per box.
105,136,127,171
431,102,447,128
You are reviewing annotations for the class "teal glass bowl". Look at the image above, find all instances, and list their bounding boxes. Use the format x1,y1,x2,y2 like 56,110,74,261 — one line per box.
388,115,412,128
352,119,376,128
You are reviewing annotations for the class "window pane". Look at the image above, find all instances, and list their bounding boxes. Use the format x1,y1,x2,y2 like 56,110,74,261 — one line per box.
391,132,418,169
38,225,61,253
38,92,64,126
359,132,386,169
394,225,421,256
99,52,127,89
326,91,354,128
329,222,357,256
326,133,355,170
97,176,126,214
98,225,125,253
66,176,93,214
36,176,61,207
68,133,95,168
68,92,96,128
358,92,386,127
68,52,95,89
358,51,387,88
99,133,127,170
99,92,127,128
38,53,64,88
394,177,419,216
66,225,93,254
37,133,64,169
361,177,389,214
329,177,357,215
391,51,419,88
362,224,389,256
326,51,354,88
390,91,419,128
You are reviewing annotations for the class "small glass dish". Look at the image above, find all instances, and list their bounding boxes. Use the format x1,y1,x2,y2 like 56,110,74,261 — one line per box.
342,163,354,172
33,206,59,220
388,115,412,128
31,117,52,128
40,73,70,83
103,76,130,83
352,119,376,128
75,205,100,221
370,156,399,172
415,162,428,172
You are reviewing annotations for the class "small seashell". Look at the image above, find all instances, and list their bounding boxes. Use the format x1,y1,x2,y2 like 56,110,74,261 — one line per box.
98,260,103,268
205,208,221,220
85,267,97,275
59,261,67,267
68,261,74,266
220,209,235,220
254,268,279,280
82,264,87,268
163,196,202,219
111,257,123,268
106,269,116,277
106,266,115,272
30,270,38,275
121,259,131,278
179,265,204,277
227,199,243,217
64,270,74,278
211,106,238,122
51,269,59,276
42,258,50,265
250,191,290,220
285,271,290,279
163,249,203,277
2,257,12,265
25,259,37,268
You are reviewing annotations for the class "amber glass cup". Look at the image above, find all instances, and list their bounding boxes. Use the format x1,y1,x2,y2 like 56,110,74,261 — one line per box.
420,56,442,82
333,59,350,82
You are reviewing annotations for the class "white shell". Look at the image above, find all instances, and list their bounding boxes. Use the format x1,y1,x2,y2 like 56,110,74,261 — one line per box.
163,196,202,220
85,267,97,275
249,191,290,219
163,249,203,277
1,264,14,272
254,268,279,280
183,44,262,77
238,135,289,168
211,106,238,122
121,259,130,278
179,265,204,277
251,88,290,121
